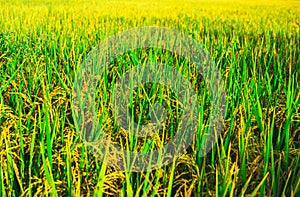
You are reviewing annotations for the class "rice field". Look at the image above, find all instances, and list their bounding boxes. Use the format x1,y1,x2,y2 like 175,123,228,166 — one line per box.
0,0,299,196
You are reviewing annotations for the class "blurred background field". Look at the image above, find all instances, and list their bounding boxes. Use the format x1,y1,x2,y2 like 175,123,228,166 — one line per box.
0,0,299,196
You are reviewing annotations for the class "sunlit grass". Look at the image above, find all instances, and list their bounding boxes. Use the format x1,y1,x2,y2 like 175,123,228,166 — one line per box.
0,0,299,196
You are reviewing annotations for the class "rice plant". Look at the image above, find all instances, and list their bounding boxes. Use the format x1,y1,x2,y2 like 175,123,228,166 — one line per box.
0,0,299,196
